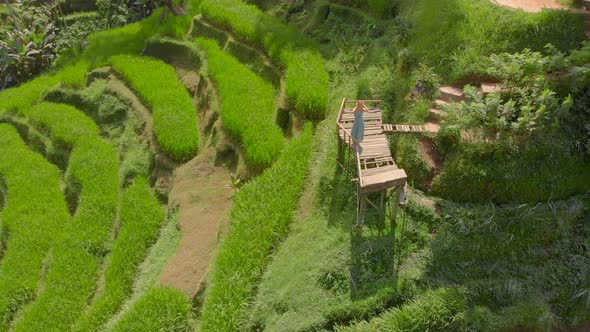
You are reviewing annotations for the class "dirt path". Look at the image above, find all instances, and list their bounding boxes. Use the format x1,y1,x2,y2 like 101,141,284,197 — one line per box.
491,0,566,12
158,148,234,298
417,137,442,189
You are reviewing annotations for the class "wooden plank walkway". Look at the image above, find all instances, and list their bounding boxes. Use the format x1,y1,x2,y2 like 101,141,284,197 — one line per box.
382,124,434,133
337,99,407,194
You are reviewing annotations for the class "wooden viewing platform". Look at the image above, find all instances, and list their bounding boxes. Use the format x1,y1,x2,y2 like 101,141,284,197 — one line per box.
336,98,408,227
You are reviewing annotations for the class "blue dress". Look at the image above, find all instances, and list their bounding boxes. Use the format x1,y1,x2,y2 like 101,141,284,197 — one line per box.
351,110,364,144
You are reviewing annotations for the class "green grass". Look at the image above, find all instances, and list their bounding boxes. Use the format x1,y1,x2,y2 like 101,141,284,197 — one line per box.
73,177,165,332
431,138,590,203
81,8,191,65
13,103,119,331
337,287,467,331
104,212,183,330
200,124,313,331
197,38,284,170
108,287,191,332
248,99,433,330
200,0,329,119
0,61,89,116
407,0,585,81
0,124,70,330
109,55,199,161
427,199,590,328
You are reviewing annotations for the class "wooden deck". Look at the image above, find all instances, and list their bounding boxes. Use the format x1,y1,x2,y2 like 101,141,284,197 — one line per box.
336,99,407,194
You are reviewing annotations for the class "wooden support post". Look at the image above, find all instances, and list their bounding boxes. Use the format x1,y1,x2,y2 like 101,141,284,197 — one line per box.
356,184,366,228
390,187,400,231
337,131,343,165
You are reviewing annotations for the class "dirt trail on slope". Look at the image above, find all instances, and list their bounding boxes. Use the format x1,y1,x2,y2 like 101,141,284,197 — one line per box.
158,148,234,298
491,0,566,12
417,137,442,189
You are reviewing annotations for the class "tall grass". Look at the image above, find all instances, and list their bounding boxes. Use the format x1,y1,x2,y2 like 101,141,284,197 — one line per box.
109,55,200,161
198,38,284,170
337,288,467,331
408,0,584,80
108,287,191,332
200,0,329,119
72,178,165,332
200,124,313,331
0,124,70,330
14,103,119,331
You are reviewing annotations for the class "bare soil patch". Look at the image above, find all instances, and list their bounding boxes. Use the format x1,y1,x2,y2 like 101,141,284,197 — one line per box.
158,148,234,298
417,137,442,189
491,0,566,12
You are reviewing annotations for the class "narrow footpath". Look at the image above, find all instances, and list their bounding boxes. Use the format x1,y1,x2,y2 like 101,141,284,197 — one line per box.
158,148,233,298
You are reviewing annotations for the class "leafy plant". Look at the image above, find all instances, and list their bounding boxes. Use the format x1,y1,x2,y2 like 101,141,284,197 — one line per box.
0,2,57,89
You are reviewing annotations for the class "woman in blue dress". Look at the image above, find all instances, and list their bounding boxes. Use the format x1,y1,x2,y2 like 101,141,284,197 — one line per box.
351,100,368,153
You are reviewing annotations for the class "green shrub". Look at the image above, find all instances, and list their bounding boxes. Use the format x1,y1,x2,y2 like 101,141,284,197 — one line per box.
109,55,199,161
198,38,284,170
200,124,313,331
200,0,329,119
0,124,70,329
109,287,191,332
73,177,165,332
14,103,119,331
337,287,467,331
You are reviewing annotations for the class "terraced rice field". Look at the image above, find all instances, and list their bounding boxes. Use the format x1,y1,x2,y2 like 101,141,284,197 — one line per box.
0,0,326,329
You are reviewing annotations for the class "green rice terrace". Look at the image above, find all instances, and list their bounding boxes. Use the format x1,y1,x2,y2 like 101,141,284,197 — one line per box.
1,0,590,330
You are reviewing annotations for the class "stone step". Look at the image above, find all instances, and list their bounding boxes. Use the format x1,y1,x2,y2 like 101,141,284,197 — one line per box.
582,0,590,11
425,121,440,133
439,85,465,103
435,99,450,108
429,108,447,121
481,82,503,95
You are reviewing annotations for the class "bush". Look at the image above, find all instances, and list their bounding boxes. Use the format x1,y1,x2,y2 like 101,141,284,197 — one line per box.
197,38,284,170
73,177,165,332
337,287,467,331
0,124,70,329
110,287,191,332
109,55,199,161
200,0,329,119
14,103,119,331
200,124,313,331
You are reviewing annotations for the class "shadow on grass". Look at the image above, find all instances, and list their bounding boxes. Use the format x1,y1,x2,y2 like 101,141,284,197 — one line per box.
319,163,398,301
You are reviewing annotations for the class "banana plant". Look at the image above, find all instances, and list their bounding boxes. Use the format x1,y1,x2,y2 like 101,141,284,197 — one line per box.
0,17,56,89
